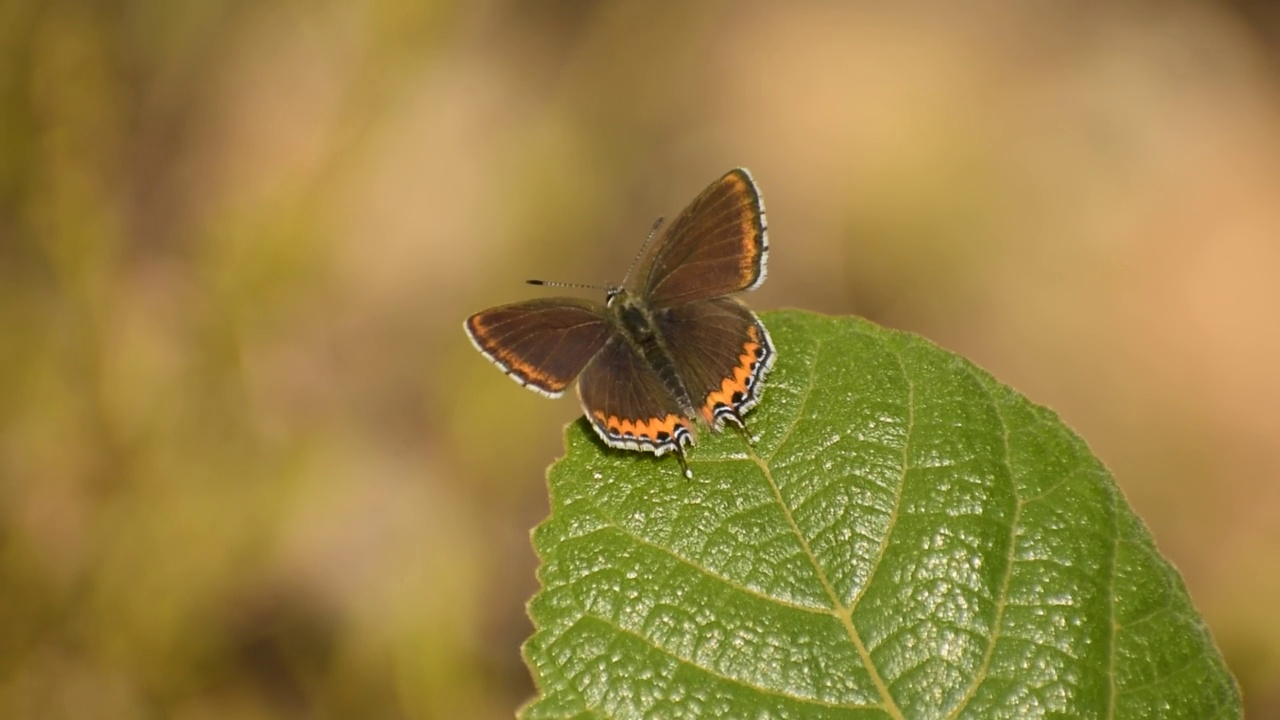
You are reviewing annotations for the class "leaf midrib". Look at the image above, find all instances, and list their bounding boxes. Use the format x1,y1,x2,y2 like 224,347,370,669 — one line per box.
750,329,906,720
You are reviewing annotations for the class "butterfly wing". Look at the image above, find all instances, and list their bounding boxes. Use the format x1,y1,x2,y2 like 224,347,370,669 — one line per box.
654,297,776,429
639,168,768,307
464,298,612,397
577,336,694,458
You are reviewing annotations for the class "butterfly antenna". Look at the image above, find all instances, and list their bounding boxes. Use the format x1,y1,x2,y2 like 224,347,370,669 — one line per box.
620,216,664,287
525,279,611,292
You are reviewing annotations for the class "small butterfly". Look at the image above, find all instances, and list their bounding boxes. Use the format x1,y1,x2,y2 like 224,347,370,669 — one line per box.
464,168,774,478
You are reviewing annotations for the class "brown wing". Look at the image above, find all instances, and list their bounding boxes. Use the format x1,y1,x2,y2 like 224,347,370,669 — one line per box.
654,297,775,429
638,168,768,308
464,298,612,397
577,336,694,458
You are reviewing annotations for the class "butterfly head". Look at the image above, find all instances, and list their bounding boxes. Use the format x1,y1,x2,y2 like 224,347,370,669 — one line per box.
604,284,627,308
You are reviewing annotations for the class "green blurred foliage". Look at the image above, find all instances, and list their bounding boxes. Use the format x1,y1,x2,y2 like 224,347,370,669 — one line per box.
1,1,1277,718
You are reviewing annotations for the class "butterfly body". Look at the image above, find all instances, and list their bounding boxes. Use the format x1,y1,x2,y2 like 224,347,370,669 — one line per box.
606,288,700,420
465,168,774,477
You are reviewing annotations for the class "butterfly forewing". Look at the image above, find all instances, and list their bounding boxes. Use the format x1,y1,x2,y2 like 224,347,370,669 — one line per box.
577,337,693,456
639,168,767,308
464,298,612,397
655,297,776,429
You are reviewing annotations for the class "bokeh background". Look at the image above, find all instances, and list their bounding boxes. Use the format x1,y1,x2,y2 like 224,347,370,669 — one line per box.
2,1,1278,717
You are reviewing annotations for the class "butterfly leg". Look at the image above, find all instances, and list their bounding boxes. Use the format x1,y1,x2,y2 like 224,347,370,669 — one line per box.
674,444,693,480
719,407,755,446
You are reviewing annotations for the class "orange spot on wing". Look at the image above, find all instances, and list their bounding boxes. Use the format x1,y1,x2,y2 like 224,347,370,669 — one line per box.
700,325,763,422
592,411,684,442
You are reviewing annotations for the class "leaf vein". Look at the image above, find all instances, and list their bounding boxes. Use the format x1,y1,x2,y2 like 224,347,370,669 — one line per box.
845,340,915,618
576,517,833,615
567,615,885,712
946,366,1018,720
1107,483,1121,720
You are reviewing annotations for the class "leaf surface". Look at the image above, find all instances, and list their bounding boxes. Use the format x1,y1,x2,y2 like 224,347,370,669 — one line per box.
522,311,1239,720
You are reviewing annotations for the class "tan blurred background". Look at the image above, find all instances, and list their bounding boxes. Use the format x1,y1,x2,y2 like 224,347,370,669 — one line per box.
2,0,1278,717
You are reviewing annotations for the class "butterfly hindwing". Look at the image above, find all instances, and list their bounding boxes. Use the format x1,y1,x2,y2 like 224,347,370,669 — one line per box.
464,298,612,397
655,297,776,429
639,168,768,307
577,336,693,457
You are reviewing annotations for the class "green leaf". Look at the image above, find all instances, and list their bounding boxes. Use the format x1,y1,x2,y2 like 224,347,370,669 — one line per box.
521,310,1240,720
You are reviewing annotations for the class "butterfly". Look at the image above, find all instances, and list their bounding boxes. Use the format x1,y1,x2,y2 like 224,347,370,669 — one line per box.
464,168,774,478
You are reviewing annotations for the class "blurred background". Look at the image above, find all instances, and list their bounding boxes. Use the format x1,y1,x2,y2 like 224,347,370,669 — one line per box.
2,0,1278,717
